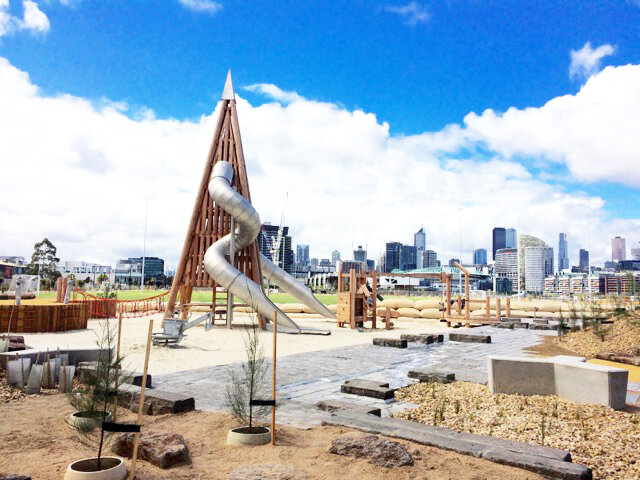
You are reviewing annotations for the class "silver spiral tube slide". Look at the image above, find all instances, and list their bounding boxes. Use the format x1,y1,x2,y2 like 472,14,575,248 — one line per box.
203,161,333,334
260,253,335,318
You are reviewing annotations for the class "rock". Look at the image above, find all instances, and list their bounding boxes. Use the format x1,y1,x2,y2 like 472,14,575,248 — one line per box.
112,432,189,468
329,434,414,468
117,384,194,415
407,370,455,383
401,334,434,344
6,335,26,351
228,464,309,480
0,475,31,480
316,399,381,416
373,338,407,348
449,333,491,343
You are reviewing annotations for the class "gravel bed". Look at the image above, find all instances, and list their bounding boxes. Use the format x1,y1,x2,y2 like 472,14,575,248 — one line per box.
395,381,640,480
555,317,640,357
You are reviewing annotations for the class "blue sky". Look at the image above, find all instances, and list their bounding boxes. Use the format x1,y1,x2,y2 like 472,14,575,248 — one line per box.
3,0,639,133
1,0,639,266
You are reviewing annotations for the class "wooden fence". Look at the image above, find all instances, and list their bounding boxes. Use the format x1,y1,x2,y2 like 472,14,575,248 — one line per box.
0,302,91,333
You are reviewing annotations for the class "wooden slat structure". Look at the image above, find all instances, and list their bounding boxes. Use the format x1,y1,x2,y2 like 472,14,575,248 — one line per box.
0,302,90,333
165,72,266,327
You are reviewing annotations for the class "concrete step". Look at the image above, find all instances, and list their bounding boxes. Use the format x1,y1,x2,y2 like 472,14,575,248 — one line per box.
449,333,492,344
341,379,396,400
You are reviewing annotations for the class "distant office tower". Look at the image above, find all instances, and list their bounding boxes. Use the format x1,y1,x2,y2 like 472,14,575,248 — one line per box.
414,227,426,268
258,225,294,273
353,245,367,262
495,248,518,293
544,247,554,277
448,258,460,267
632,245,640,261
473,248,487,266
296,244,309,267
422,250,438,268
309,258,318,269
518,235,547,291
558,233,569,271
492,227,507,260
524,246,548,293
506,228,517,248
400,245,417,270
612,236,626,261
331,250,341,265
579,249,589,272
384,242,402,272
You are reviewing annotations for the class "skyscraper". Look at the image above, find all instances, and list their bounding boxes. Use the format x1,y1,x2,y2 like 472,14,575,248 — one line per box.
384,242,402,272
631,245,640,261
258,225,294,273
492,227,506,260
353,245,367,262
331,250,341,265
414,227,426,268
506,228,517,248
518,235,547,291
296,244,309,267
473,248,487,265
400,245,417,270
524,246,548,293
579,249,589,272
422,250,438,268
544,247,554,277
558,233,569,271
612,236,626,262
495,248,518,293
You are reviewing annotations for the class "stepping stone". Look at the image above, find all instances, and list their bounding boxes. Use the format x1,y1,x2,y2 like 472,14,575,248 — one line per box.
407,370,455,384
449,333,491,344
513,322,529,329
529,324,559,331
494,322,515,329
373,338,407,348
532,318,549,325
401,334,433,344
341,379,396,400
118,384,195,415
316,399,381,416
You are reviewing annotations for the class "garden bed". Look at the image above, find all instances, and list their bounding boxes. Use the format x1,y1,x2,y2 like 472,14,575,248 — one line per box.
395,381,640,480
554,317,640,357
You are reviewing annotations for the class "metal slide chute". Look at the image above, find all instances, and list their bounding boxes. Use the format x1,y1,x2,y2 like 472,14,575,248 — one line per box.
203,161,333,334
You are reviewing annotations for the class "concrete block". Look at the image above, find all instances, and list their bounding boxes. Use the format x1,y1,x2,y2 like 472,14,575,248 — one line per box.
407,370,455,383
488,356,556,396
316,400,381,416
449,333,491,344
482,448,592,480
118,384,195,415
341,379,395,400
372,338,407,348
553,360,628,410
513,322,529,329
494,322,515,329
400,334,433,344
0,346,111,369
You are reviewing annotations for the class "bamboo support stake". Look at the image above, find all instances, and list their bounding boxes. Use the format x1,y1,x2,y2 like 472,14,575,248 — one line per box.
113,313,123,421
506,297,511,318
128,319,153,480
496,298,501,322
271,311,277,446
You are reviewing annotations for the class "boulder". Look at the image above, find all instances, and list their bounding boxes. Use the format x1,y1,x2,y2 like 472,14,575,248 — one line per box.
112,432,189,468
228,464,309,480
329,434,414,468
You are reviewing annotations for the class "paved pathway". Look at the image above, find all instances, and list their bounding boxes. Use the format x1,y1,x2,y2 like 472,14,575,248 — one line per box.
154,326,558,427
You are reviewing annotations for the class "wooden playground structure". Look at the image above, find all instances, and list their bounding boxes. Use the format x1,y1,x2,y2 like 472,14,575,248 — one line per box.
336,261,516,329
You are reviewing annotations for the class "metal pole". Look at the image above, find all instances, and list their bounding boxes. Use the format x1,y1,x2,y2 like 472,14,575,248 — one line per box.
271,311,277,446
227,216,235,329
458,208,463,294
516,215,521,296
141,200,148,291
588,223,592,299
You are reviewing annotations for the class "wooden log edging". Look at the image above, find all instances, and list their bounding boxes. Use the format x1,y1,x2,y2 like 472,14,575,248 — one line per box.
0,302,90,333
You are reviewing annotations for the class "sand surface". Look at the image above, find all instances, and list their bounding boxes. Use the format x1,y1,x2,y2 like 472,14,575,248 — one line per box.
0,394,542,480
20,313,450,375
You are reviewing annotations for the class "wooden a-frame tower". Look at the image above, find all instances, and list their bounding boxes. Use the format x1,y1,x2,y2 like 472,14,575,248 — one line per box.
165,72,265,327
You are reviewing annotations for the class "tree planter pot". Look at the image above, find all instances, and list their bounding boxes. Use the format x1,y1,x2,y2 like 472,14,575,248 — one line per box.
63,456,127,480
226,426,271,446
69,411,112,432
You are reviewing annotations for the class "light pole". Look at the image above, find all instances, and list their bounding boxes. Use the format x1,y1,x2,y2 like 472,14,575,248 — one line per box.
141,200,148,291
458,208,463,294
588,222,592,299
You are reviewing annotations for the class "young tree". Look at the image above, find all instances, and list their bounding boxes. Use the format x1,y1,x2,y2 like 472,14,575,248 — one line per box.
26,238,61,289
96,273,109,284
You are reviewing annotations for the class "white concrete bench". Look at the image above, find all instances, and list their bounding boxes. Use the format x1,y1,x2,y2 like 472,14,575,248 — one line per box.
0,346,112,369
488,355,628,410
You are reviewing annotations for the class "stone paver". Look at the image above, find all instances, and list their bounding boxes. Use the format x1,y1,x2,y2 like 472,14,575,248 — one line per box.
153,326,557,427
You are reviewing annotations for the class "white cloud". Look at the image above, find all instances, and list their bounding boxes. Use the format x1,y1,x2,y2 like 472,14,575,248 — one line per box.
0,57,637,270
178,0,222,14
244,84,304,104
21,0,49,33
384,1,430,26
569,42,615,81
0,0,49,37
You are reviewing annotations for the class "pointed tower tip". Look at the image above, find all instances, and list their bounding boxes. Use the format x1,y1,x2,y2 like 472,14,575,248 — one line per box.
222,70,235,100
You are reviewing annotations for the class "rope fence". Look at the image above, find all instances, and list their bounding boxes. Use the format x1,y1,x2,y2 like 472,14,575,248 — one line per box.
72,290,169,319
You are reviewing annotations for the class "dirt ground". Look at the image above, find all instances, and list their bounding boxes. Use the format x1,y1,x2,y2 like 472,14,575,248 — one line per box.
523,335,581,357
0,394,543,480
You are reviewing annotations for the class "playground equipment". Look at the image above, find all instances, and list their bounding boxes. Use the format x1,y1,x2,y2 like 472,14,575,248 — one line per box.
159,72,333,341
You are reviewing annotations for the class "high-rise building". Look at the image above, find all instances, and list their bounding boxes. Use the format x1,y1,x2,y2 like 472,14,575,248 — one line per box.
331,250,341,265
296,244,309,267
506,228,517,248
400,245,417,270
579,249,589,272
544,247,554,277
258,224,294,273
473,248,487,266
558,233,569,271
414,227,426,268
448,258,460,267
495,248,518,293
384,242,402,272
518,235,547,290
524,246,548,293
353,245,367,262
632,245,640,261
492,227,506,260
612,236,626,262
422,250,438,268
